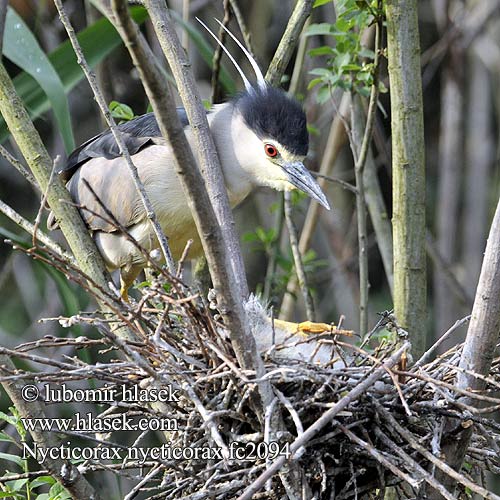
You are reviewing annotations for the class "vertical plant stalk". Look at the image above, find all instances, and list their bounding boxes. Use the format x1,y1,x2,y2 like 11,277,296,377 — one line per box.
349,12,381,336
265,0,314,86
53,0,176,275
434,57,464,338
284,191,315,320
386,0,426,357
210,0,231,104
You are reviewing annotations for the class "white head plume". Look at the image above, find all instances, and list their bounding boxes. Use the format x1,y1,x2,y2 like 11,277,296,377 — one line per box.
213,18,267,90
196,17,252,92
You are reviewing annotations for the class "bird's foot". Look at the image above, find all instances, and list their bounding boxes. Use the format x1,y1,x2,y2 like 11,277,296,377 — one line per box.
120,283,131,302
272,319,353,337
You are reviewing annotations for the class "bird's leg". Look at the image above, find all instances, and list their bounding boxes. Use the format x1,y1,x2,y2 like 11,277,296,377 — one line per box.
271,318,354,337
119,264,143,301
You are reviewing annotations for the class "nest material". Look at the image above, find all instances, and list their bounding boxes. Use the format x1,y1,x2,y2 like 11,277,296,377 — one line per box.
1,271,499,500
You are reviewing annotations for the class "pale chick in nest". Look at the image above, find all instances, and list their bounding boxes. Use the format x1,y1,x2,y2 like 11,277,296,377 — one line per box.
243,295,354,366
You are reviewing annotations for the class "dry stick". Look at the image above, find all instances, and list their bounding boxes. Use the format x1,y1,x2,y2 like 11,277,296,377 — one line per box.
413,315,471,369
236,341,410,500
373,427,456,500
284,191,315,320
375,400,500,500
53,0,175,275
338,423,419,488
0,199,74,263
0,355,99,500
265,0,314,86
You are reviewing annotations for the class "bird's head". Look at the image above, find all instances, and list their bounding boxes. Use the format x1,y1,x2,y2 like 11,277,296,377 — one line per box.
232,86,330,210
198,18,330,211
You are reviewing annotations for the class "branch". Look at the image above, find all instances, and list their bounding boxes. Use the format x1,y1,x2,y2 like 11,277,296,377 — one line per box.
265,0,314,86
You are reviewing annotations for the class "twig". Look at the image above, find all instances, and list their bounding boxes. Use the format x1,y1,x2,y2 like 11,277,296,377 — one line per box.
339,422,419,488
0,198,74,263
375,400,500,500
265,0,314,86
349,7,382,336
413,315,471,369
373,427,456,500
284,190,315,321
228,0,254,58
279,95,350,321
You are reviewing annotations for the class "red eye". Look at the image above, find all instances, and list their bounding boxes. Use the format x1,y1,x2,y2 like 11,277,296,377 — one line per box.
265,144,278,158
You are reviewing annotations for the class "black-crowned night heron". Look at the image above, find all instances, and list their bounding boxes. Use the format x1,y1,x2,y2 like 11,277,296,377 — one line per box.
48,20,330,299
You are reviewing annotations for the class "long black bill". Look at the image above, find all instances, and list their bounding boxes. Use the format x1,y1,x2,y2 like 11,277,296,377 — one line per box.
282,161,330,210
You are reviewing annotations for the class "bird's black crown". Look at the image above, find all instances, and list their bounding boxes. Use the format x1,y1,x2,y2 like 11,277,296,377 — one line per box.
235,86,308,156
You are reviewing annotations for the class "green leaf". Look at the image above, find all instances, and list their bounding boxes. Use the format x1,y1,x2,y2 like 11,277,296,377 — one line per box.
0,451,24,468
0,6,149,145
304,23,333,37
3,7,74,153
29,476,56,490
109,101,136,122
313,0,332,7
308,46,334,57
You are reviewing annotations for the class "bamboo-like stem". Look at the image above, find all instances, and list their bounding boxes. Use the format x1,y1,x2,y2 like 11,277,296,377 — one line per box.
53,0,176,275
386,0,426,357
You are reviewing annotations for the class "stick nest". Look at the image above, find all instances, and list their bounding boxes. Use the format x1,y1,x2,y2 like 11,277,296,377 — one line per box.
2,267,499,500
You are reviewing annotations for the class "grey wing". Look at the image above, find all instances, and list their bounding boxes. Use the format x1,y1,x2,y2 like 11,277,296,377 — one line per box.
59,109,190,182
58,108,191,233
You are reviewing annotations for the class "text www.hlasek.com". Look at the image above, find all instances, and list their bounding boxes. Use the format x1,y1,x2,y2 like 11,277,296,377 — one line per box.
21,412,178,433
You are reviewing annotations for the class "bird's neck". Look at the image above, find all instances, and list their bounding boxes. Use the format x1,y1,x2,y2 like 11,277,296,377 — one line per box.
208,103,254,207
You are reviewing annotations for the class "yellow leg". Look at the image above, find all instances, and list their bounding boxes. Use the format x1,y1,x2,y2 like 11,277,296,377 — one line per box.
271,318,353,337
119,264,143,302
